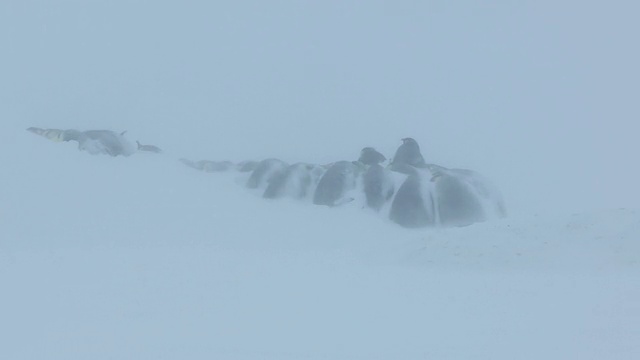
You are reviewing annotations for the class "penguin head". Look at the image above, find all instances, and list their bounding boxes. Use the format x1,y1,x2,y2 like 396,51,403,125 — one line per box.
359,147,387,165
400,138,422,152
392,137,426,167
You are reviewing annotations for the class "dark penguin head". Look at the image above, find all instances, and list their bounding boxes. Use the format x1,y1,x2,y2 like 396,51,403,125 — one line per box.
391,137,426,168
358,147,387,166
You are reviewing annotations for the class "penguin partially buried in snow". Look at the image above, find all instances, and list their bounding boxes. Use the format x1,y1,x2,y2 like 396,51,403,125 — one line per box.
389,170,437,228
63,130,136,156
358,147,395,212
430,168,486,227
246,158,289,190
431,167,507,227
388,137,437,227
263,162,326,200
28,127,136,156
313,160,364,207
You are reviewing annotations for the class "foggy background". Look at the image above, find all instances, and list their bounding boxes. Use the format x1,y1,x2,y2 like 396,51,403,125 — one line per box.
1,0,638,215
2,3,639,359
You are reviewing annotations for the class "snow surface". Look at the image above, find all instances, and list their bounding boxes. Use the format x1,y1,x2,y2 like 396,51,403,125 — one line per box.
1,133,639,359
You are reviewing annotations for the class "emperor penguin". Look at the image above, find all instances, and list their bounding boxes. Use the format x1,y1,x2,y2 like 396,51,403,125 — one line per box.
389,170,436,228
431,169,486,227
358,147,387,166
357,147,394,211
61,129,136,157
313,160,363,207
246,159,289,189
263,163,325,200
362,163,395,212
390,138,426,169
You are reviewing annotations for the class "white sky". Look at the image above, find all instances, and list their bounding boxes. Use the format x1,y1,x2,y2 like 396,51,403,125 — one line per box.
1,0,638,215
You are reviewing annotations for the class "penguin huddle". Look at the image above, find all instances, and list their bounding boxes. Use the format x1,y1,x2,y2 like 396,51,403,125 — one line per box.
27,127,161,157
182,138,506,228
28,127,504,228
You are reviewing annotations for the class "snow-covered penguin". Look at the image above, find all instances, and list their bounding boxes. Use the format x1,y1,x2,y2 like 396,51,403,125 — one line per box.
263,163,326,200
357,147,394,212
431,167,506,226
362,163,395,212
246,159,289,190
313,161,363,207
28,127,136,156
389,170,436,228
63,130,136,156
